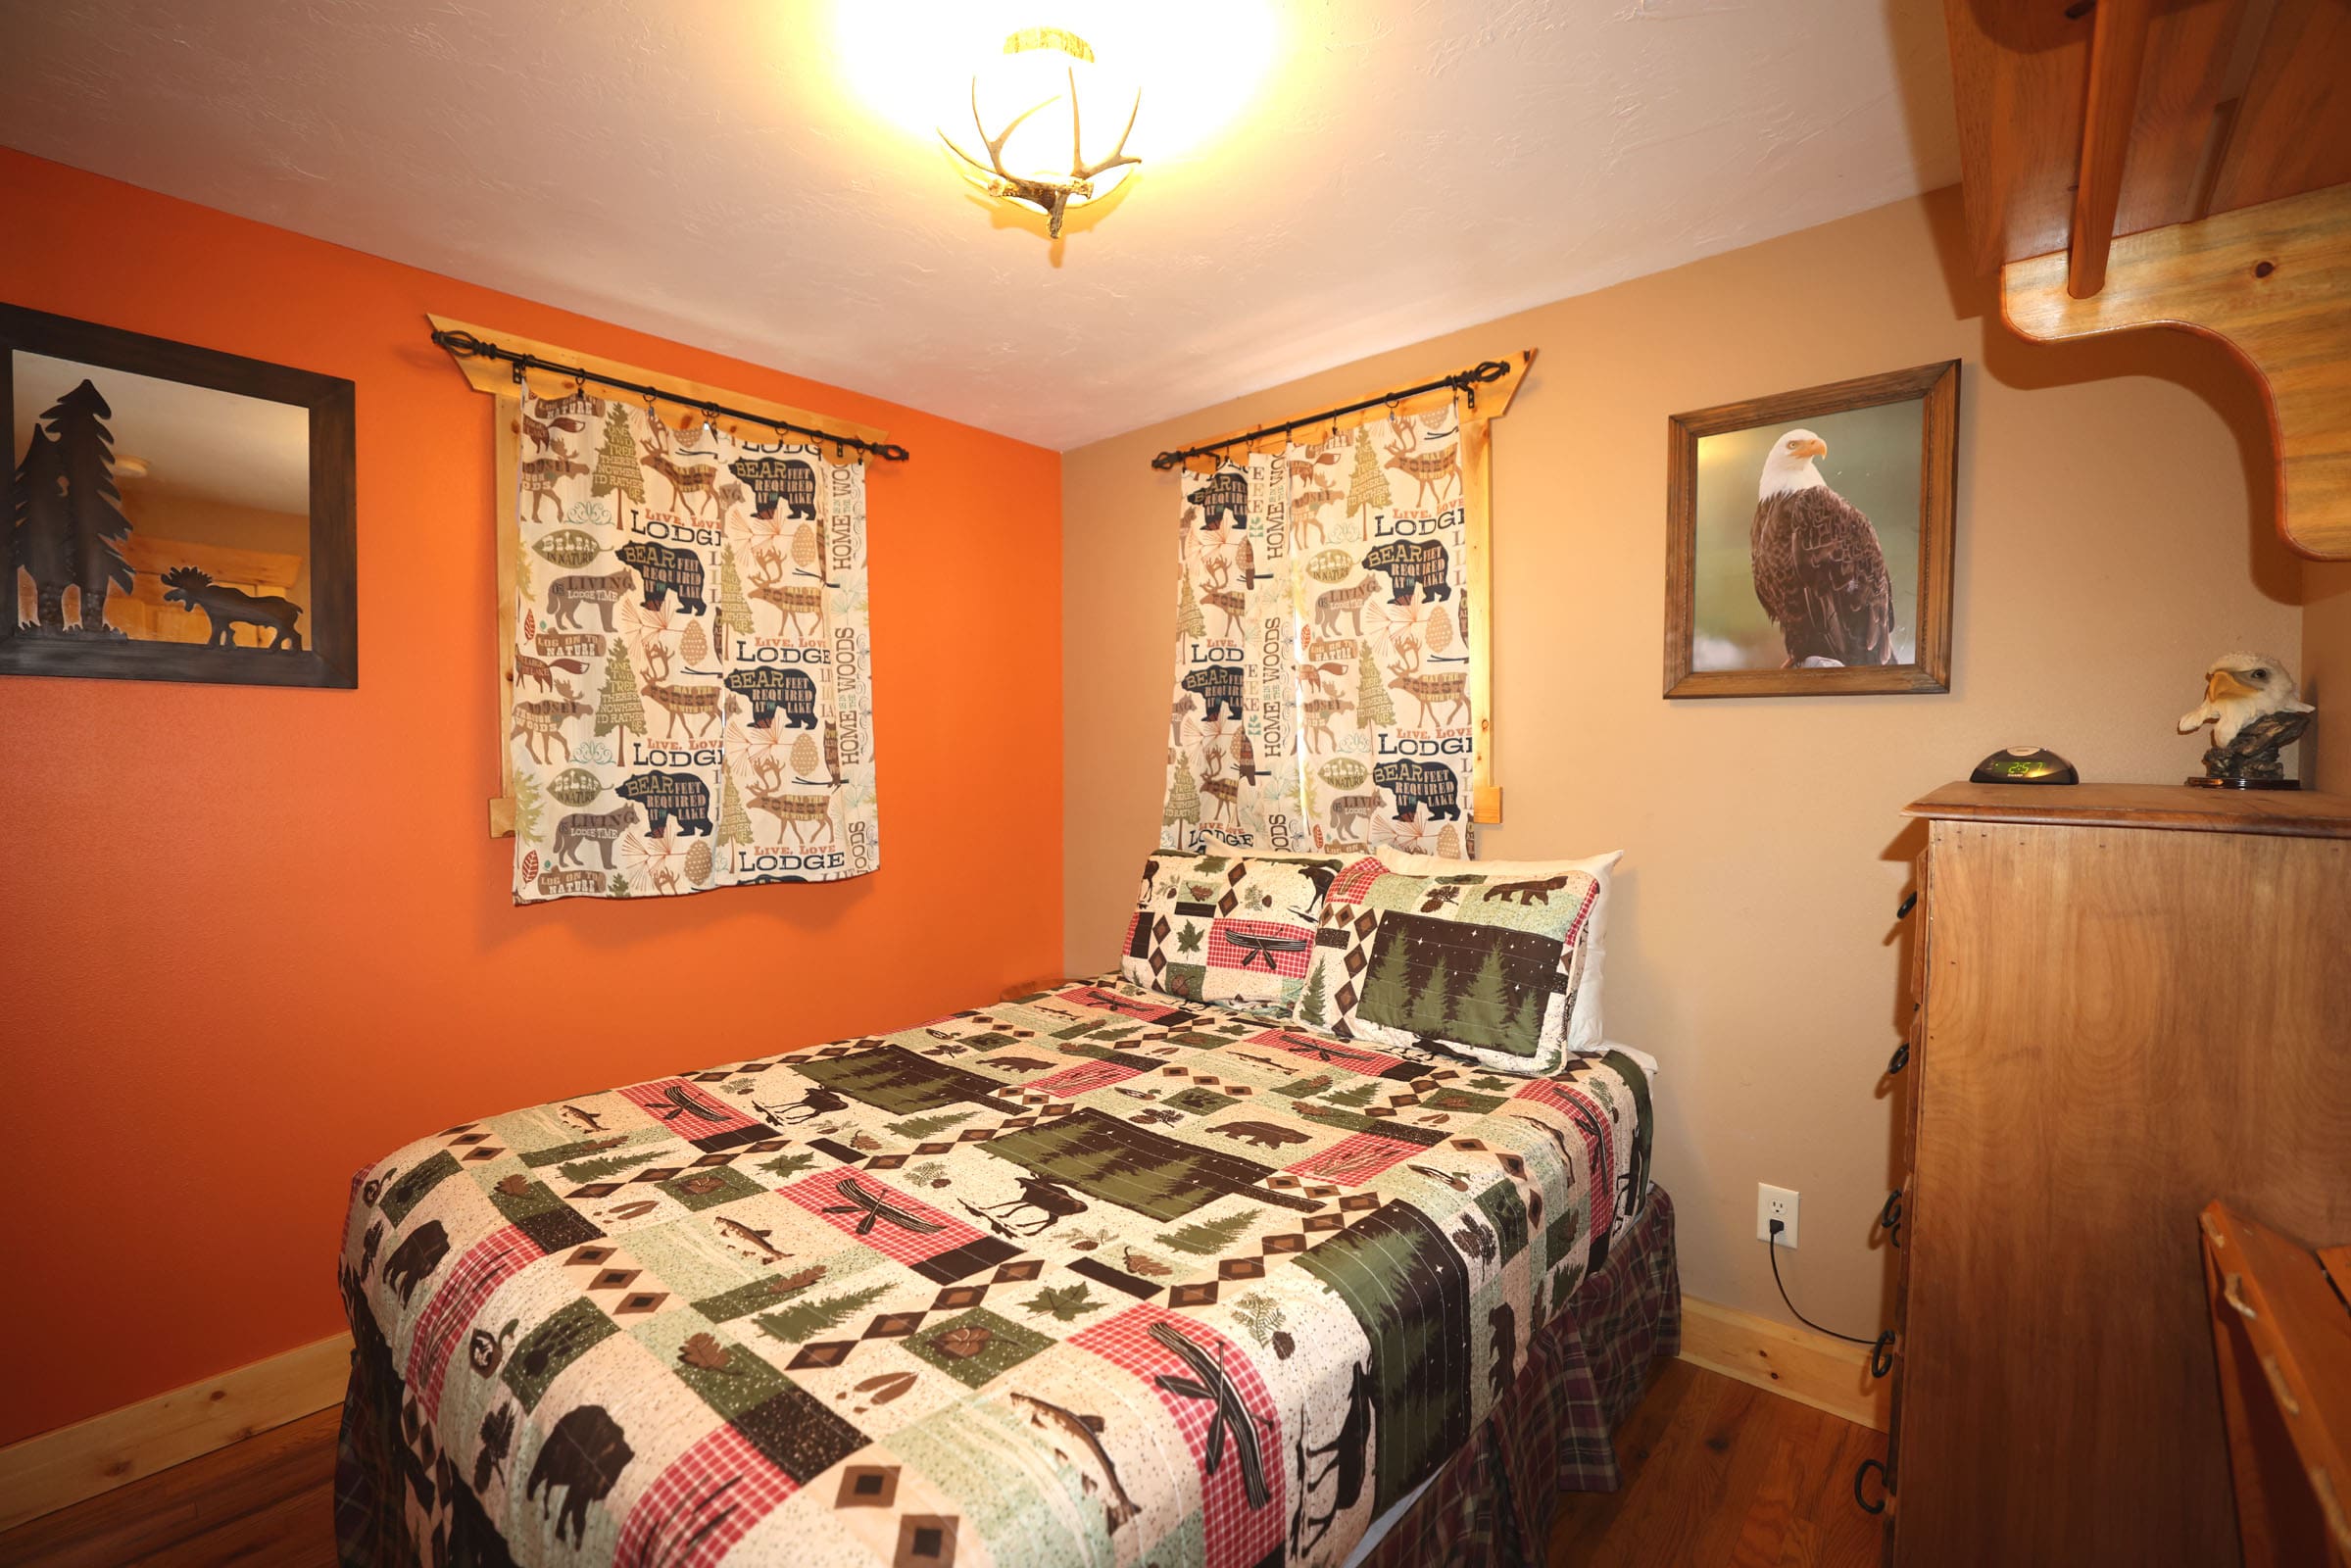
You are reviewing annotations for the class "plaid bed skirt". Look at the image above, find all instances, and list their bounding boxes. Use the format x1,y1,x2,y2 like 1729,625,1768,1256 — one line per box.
1358,1185,1681,1568
334,1189,1679,1568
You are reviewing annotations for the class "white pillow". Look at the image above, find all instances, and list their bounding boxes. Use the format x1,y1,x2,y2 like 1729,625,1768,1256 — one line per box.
1374,845,1622,1056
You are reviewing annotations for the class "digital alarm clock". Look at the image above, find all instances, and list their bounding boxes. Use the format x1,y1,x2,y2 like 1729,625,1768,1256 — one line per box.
1970,746,2079,785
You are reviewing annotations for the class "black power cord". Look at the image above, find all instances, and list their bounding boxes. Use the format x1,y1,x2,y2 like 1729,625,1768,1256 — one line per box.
1766,1219,1881,1347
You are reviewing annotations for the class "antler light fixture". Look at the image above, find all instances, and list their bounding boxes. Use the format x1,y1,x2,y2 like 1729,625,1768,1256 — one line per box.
939,26,1140,238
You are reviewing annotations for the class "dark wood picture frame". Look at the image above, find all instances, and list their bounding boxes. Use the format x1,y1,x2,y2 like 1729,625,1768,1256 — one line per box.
1664,360,1957,698
2,303,357,688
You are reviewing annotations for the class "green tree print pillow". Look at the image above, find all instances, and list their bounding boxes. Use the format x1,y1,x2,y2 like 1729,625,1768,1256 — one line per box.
1301,856,1601,1076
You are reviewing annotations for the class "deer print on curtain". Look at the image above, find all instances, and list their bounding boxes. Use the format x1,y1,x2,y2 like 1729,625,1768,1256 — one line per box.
510,393,878,903
1163,405,1476,859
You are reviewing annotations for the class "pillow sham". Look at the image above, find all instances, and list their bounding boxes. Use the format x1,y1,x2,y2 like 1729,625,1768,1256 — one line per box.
1122,850,1347,1013
1374,844,1622,1056
1301,853,1609,1076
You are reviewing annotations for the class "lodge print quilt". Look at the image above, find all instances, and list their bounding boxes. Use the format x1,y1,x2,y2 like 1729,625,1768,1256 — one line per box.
341,979,1653,1568
509,390,878,903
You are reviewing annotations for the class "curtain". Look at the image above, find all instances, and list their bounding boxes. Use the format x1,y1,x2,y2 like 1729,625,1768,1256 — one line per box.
1162,404,1477,858
509,392,877,903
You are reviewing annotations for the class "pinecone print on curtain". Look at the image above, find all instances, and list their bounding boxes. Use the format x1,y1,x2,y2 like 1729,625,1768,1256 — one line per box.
511,396,878,903
1160,403,1477,859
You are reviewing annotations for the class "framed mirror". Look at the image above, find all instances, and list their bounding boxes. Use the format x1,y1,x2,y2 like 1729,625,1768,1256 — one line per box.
3,303,356,687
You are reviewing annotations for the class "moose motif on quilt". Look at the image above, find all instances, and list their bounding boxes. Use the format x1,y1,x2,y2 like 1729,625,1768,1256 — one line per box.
338,976,1653,1568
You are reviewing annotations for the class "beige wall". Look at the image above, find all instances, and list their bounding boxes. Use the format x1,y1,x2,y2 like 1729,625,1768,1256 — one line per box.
2305,564,2351,793
1059,187,2304,1335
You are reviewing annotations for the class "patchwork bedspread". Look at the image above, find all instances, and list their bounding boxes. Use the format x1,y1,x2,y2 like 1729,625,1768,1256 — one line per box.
337,977,1656,1568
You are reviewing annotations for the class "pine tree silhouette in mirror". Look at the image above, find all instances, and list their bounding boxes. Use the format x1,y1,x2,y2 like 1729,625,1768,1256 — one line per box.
13,379,131,636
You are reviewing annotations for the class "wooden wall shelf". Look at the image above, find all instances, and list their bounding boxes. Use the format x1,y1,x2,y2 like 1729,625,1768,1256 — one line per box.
1945,0,2351,558
2001,185,2351,559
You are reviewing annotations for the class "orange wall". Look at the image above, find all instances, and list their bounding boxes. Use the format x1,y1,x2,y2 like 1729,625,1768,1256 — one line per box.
0,150,1062,1445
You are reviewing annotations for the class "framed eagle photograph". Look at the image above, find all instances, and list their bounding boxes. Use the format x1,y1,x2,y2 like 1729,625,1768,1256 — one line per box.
1664,360,1956,698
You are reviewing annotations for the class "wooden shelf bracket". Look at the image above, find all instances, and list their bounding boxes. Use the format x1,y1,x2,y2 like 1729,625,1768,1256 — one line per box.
2003,184,2351,559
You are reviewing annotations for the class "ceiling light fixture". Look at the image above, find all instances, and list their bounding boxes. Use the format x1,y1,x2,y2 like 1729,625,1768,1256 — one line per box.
938,26,1140,237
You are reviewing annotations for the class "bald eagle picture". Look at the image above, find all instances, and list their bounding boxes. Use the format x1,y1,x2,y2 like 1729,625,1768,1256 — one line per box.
1751,429,1897,667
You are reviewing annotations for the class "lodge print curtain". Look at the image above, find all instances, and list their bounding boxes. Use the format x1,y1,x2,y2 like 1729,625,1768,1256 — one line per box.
1164,405,1477,858
510,391,878,903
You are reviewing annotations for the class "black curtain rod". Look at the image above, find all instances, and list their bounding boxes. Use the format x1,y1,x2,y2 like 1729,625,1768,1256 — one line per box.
1149,358,1514,470
430,328,911,463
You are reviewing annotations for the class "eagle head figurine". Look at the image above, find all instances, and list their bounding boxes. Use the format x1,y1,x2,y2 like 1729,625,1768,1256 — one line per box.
2178,653,2311,746
2179,652,2314,788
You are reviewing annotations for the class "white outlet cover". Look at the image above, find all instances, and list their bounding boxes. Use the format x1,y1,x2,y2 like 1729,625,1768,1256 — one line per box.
1758,1183,1800,1248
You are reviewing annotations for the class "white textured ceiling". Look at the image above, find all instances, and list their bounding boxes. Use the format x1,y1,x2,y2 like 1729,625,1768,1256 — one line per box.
0,1,1960,450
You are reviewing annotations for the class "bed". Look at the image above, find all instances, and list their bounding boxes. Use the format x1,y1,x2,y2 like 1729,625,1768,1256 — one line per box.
334,976,1675,1568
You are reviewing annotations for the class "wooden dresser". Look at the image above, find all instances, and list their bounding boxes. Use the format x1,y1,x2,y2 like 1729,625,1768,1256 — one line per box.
1881,784,2351,1566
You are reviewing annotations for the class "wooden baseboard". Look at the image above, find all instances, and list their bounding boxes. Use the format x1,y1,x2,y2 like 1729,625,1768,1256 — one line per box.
1679,1296,1891,1432
0,1332,353,1533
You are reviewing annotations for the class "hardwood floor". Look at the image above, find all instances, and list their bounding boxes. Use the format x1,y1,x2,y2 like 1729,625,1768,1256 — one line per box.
0,1406,338,1567
0,1359,1885,1566
1549,1358,1887,1567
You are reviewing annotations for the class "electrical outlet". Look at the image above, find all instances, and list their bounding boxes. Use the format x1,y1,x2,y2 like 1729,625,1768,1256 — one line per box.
1758,1184,1800,1248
